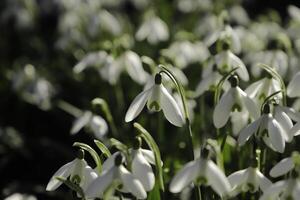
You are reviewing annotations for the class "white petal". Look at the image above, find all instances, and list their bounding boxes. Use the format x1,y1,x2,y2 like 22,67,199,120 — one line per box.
81,165,99,192
270,157,294,177
85,167,115,198
123,51,147,84
160,85,185,127
169,160,200,193
132,150,155,191
281,106,300,122
238,117,262,146
102,152,120,174
119,165,147,199
238,88,259,119
229,51,249,81
46,160,75,191
71,111,92,135
228,169,248,188
125,87,152,122
140,149,162,166
213,89,235,128
195,72,221,96
290,122,300,136
206,160,231,197
90,115,108,139
274,108,293,142
287,71,300,98
256,170,272,191
268,118,285,153
245,79,264,98
259,180,287,200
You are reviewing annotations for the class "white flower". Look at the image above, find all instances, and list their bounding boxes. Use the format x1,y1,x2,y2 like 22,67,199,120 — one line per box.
195,71,223,97
215,48,249,81
136,16,169,45
245,77,281,103
46,150,98,193
131,138,155,191
287,71,300,98
125,73,185,127
4,193,37,200
238,104,290,153
213,75,259,128
269,152,300,178
86,154,147,199
71,111,108,140
259,178,300,200
161,41,210,69
228,165,272,195
169,149,231,197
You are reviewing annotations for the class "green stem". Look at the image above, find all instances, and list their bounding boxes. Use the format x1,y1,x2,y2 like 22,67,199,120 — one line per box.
57,100,82,117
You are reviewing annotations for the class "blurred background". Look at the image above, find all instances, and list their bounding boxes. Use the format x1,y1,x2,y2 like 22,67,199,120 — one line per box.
1,0,300,199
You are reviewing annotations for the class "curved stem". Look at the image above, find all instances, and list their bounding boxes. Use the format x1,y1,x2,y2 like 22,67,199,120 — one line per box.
260,90,282,114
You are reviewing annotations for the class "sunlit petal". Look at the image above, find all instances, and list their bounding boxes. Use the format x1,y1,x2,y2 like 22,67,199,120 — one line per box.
268,118,285,153
274,108,293,142
71,111,92,135
238,117,262,146
270,157,294,177
256,170,272,191
228,169,248,189
287,71,300,98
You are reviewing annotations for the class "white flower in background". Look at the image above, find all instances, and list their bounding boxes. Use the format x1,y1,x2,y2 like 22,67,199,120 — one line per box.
287,71,300,98
46,150,98,193
213,75,259,128
131,138,155,191
4,193,37,200
136,16,169,45
245,77,281,103
259,177,300,200
275,105,300,122
169,148,231,197
71,111,108,140
269,152,300,177
176,0,212,13
230,109,251,136
174,93,196,122
238,104,291,153
288,5,300,22
125,73,185,127
228,161,272,195
74,50,148,85
161,41,210,69
215,43,249,81
86,154,147,199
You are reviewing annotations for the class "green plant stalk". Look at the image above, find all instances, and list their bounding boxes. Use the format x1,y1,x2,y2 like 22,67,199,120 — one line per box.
57,100,82,117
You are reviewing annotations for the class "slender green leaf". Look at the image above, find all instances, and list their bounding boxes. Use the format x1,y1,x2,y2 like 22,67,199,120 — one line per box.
73,142,102,173
147,181,161,200
133,122,164,191
94,139,111,158
109,138,128,153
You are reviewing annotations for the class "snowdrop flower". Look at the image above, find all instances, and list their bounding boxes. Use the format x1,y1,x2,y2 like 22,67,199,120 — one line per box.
269,152,300,178
136,16,169,45
287,71,300,98
86,154,147,199
259,174,300,200
245,77,281,103
131,137,155,191
215,42,249,81
125,73,185,127
4,193,37,200
238,104,289,153
70,111,108,140
228,160,272,195
46,150,98,193
161,41,210,69
213,75,259,128
169,148,231,197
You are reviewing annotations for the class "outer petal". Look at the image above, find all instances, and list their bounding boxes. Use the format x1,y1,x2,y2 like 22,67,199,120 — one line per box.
81,165,99,192
229,51,249,81
245,79,264,98
287,71,300,98
123,51,147,84
290,122,300,136
274,108,293,142
169,160,200,193
228,169,248,189
160,85,185,127
132,150,155,191
256,170,272,191
90,115,108,139
206,160,231,197
46,160,75,191
195,72,221,96
125,87,152,122
102,152,121,174
213,89,235,128
119,165,147,199
269,157,294,177
140,149,162,166
238,88,259,119
268,118,285,153
238,117,262,146
85,167,115,198
71,111,92,135
259,180,287,200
